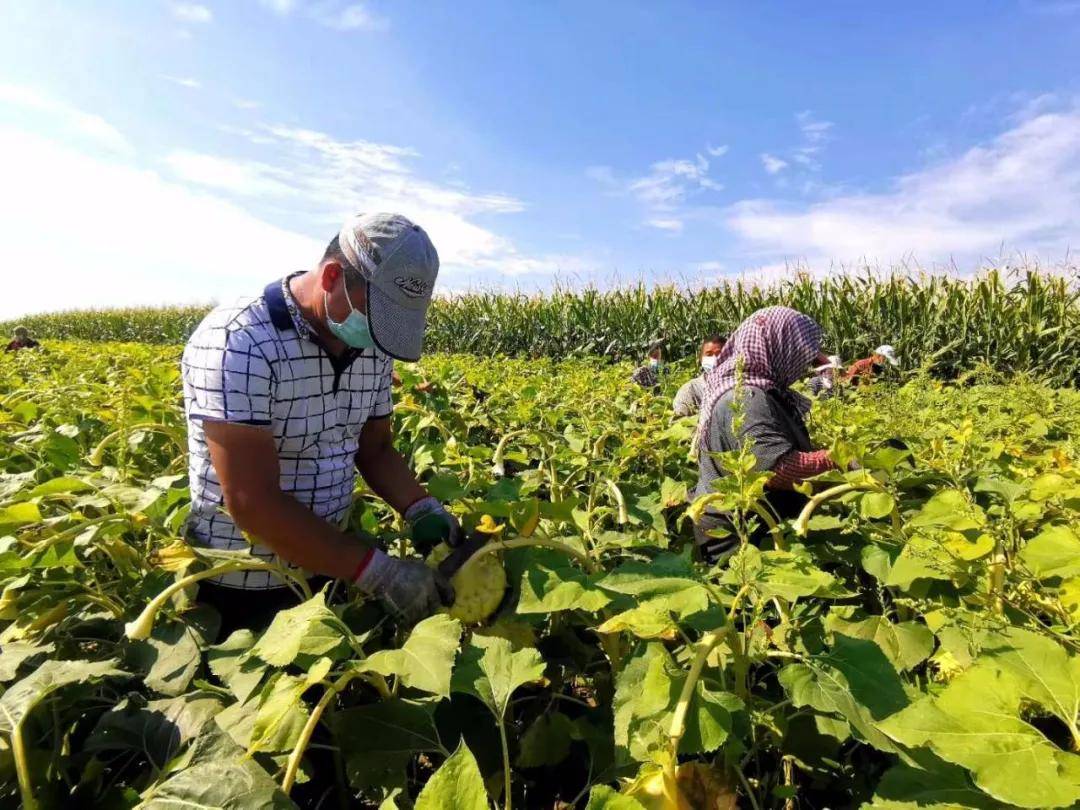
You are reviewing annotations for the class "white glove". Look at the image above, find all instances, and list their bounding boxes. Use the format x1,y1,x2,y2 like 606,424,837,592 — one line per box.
354,549,453,625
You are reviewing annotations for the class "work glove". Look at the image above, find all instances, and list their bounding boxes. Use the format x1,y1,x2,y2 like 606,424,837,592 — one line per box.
405,496,463,552
354,549,454,626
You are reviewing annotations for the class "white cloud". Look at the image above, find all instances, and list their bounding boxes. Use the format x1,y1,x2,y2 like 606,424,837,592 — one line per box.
166,150,296,197
706,144,729,157
0,84,133,156
760,153,788,175
170,3,213,23
161,75,201,89
727,106,1080,266
0,126,320,320
792,110,833,169
259,0,296,13
314,3,388,31
233,98,262,110
629,155,722,209
167,121,579,278
646,218,684,233
259,0,388,31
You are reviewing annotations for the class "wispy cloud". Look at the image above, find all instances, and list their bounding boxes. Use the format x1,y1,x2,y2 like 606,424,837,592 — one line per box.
161,75,201,89
233,98,262,110
726,104,1080,266
588,146,724,233
313,3,388,31
166,122,579,276
259,0,388,31
646,218,684,233
792,110,833,169
0,83,133,155
170,2,213,23
760,153,788,175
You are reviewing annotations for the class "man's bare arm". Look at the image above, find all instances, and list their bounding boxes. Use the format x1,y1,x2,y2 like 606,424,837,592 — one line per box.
355,416,426,513
203,420,371,580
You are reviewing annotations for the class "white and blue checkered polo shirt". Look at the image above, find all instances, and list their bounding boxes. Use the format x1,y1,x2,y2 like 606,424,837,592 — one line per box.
181,273,394,589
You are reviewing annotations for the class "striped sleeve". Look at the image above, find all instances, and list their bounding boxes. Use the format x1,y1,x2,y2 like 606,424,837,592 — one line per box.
766,449,836,490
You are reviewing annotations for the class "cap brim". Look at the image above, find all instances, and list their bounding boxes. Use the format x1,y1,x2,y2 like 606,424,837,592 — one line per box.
884,355,900,366
366,280,426,361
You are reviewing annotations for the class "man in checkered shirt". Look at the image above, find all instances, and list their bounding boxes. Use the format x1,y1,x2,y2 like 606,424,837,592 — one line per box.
182,213,463,633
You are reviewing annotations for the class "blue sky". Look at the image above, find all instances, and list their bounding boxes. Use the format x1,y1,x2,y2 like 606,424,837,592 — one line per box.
1,0,1078,318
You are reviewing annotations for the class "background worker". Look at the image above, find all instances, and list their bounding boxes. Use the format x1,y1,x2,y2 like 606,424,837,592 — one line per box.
630,341,666,388
673,334,727,417
5,326,40,352
181,213,462,636
693,307,840,563
844,344,900,384
807,354,843,397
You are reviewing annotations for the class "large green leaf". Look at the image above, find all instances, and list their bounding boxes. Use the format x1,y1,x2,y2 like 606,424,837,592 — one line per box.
779,635,908,754
86,691,226,770
450,634,545,720
517,549,611,614
0,659,125,734
214,661,328,755
596,587,710,639
332,698,446,761
363,613,462,697
585,786,646,809
981,627,1080,732
722,545,843,601
867,760,1001,809
598,553,701,598
886,533,958,589
139,757,298,809
207,628,266,703
826,615,934,671
126,617,205,697
247,591,351,668
909,490,985,531
878,663,1080,808
613,642,738,764
1019,524,1080,580
413,740,489,810
0,641,53,682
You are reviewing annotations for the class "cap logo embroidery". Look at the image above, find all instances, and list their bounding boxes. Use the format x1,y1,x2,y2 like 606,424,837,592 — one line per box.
394,276,428,298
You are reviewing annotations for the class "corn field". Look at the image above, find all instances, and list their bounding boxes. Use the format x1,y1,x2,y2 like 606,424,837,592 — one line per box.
4,268,1080,383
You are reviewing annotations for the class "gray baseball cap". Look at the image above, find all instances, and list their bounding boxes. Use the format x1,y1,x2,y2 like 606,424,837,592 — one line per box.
338,212,440,361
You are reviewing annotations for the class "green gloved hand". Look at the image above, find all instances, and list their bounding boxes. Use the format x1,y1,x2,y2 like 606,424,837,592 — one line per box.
405,496,463,553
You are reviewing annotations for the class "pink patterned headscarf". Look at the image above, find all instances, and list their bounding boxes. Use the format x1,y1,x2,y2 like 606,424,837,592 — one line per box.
699,306,823,435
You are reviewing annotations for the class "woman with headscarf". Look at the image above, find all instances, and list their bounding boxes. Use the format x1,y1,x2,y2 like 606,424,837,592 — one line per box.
693,307,837,563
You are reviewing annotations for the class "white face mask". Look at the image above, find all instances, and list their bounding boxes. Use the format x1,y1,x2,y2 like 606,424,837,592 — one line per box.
701,356,718,372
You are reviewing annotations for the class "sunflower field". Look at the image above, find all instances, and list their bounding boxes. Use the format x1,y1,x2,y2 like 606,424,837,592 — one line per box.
2,341,1080,809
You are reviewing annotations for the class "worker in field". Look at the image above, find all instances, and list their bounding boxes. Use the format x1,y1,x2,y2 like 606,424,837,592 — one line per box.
843,344,899,384
5,326,41,352
693,307,839,563
181,213,462,635
807,354,842,397
673,334,726,417
631,341,666,388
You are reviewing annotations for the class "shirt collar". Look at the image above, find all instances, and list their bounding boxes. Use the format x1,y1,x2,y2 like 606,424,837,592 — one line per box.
264,272,362,362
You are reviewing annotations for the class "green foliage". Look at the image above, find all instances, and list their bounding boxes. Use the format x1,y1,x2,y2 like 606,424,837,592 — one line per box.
6,267,1080,382
2,341,1080,808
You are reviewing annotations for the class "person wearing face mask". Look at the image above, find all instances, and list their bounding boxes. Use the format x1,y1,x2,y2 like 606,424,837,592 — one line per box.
181,213,462,635
693,307,840,564
672,334,726,417
630,341,666,388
